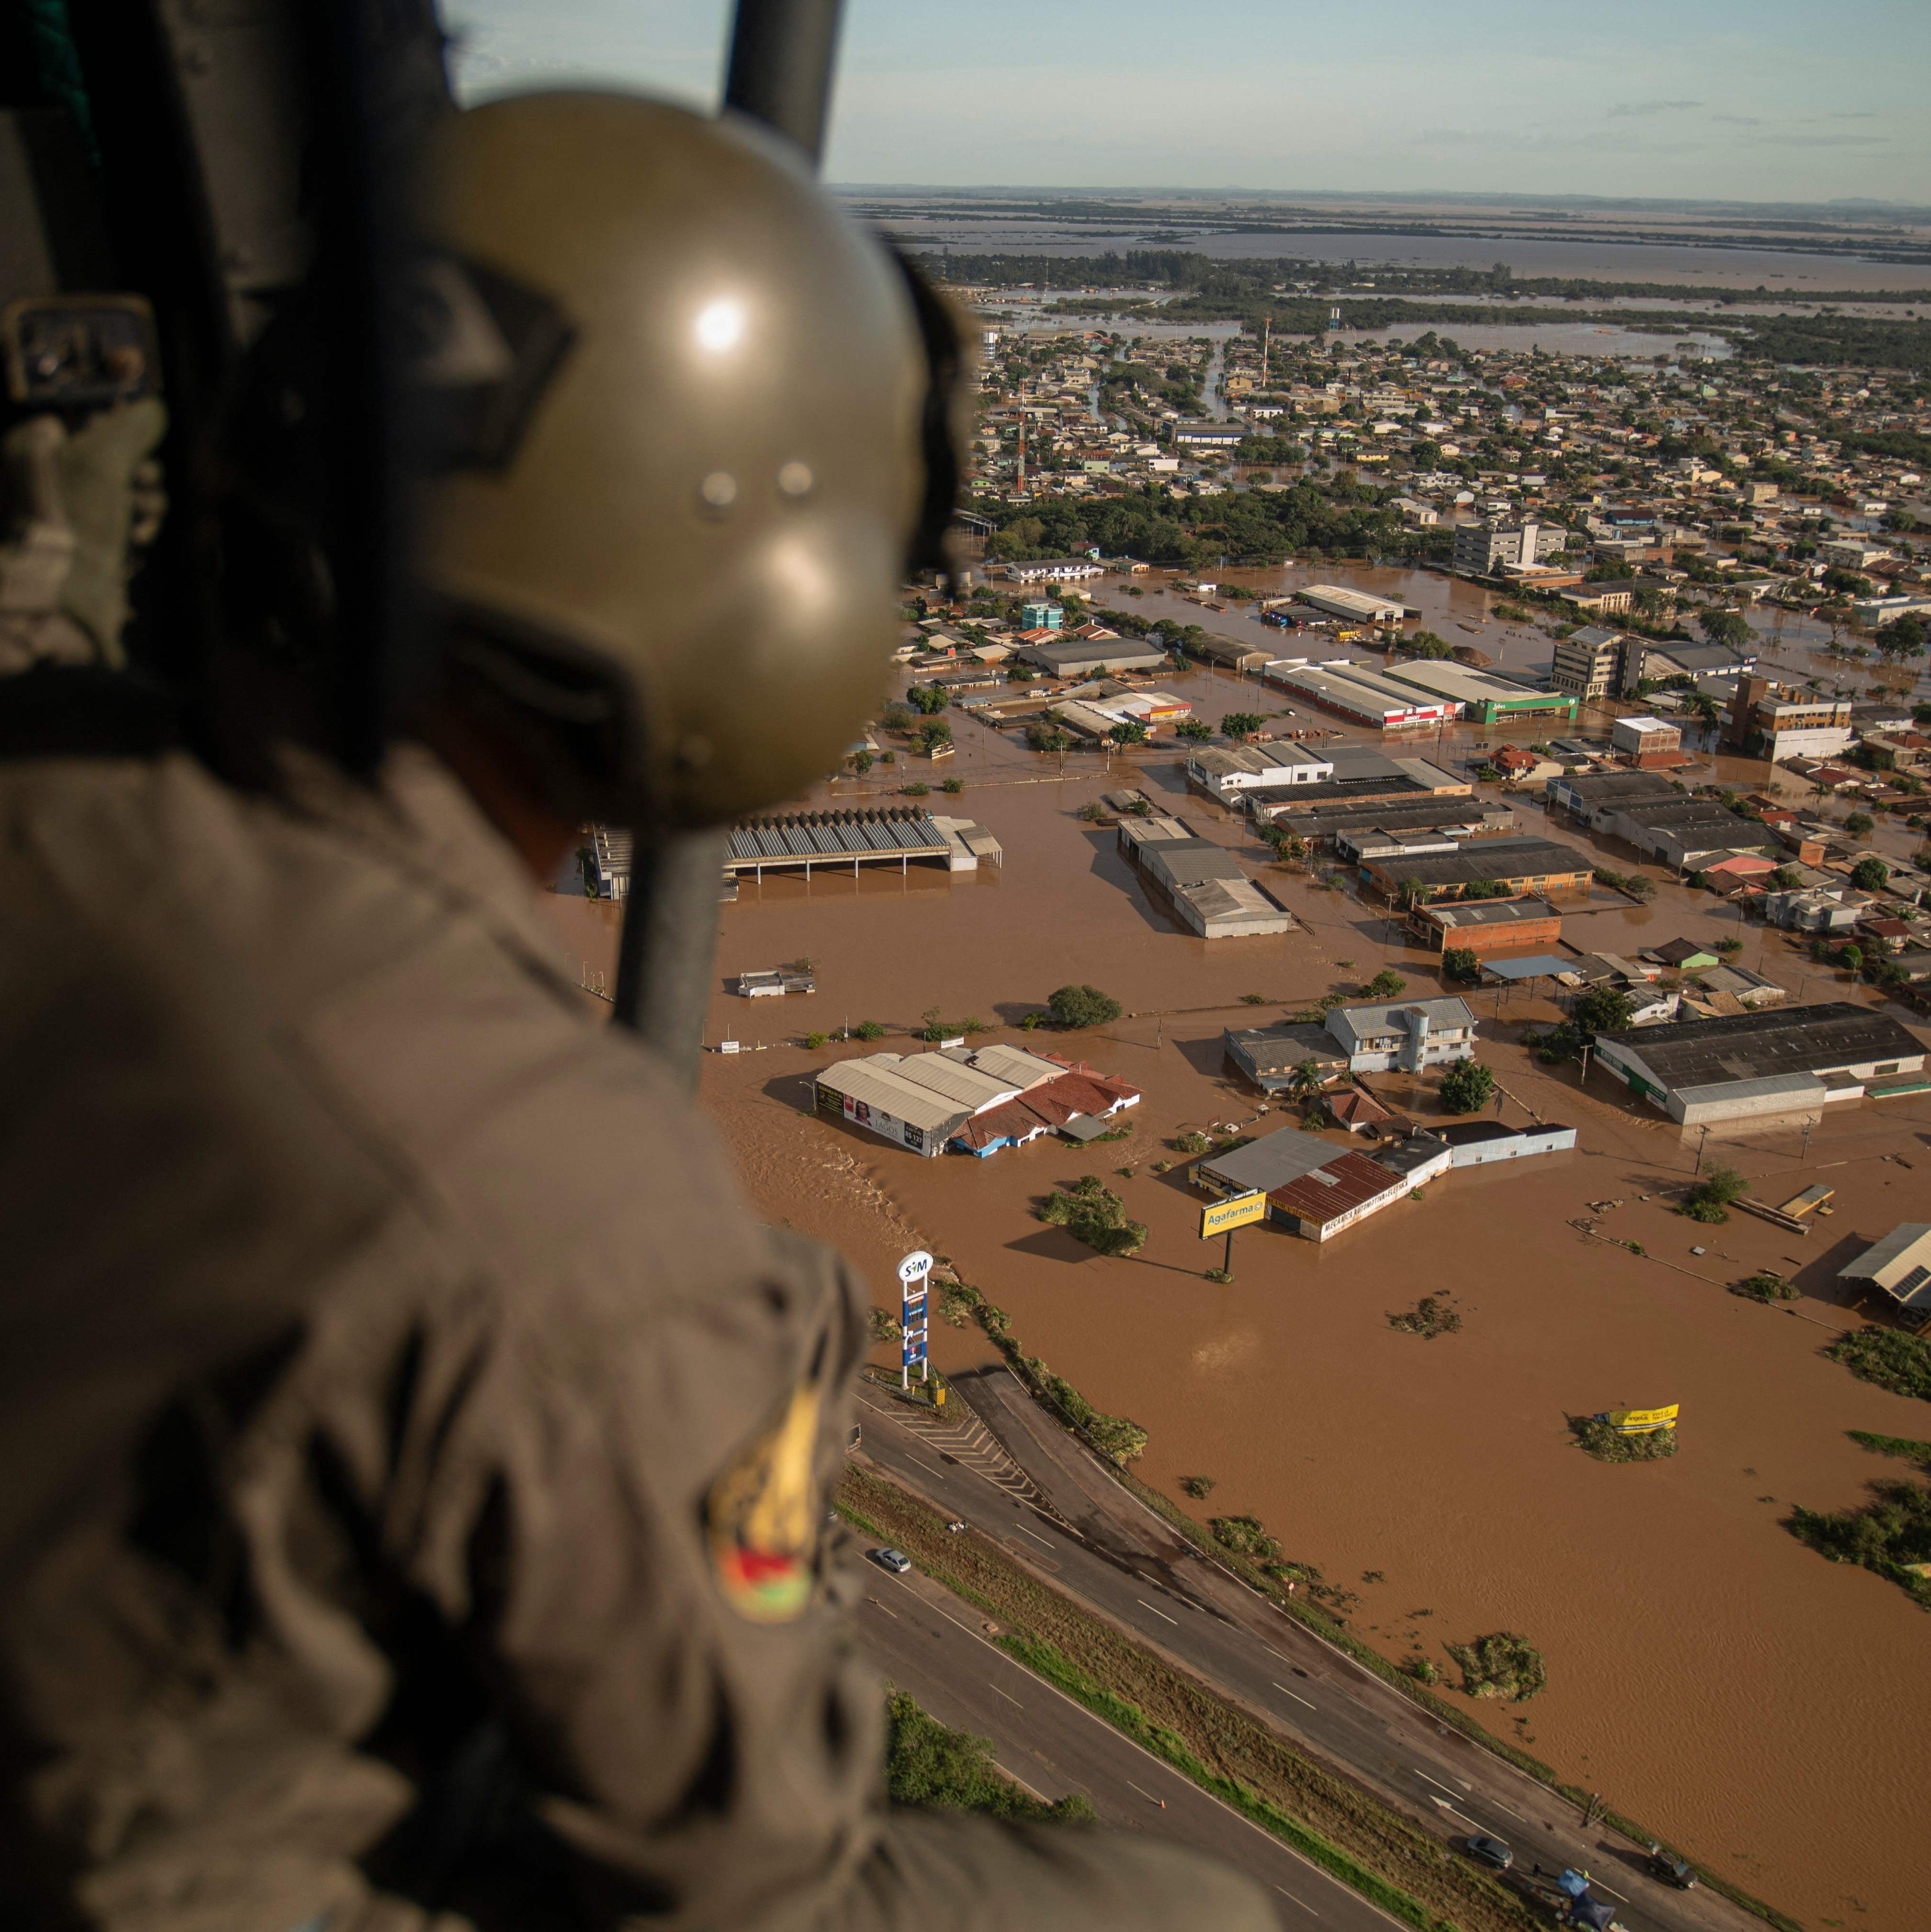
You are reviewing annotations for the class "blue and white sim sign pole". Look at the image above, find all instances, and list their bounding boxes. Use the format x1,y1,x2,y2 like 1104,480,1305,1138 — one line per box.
899,1249,932,1390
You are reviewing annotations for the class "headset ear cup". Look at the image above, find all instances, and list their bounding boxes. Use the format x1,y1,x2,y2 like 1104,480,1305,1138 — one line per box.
890,248,971,593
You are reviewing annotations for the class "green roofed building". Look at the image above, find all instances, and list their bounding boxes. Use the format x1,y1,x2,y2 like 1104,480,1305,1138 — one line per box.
1380,659,1578,726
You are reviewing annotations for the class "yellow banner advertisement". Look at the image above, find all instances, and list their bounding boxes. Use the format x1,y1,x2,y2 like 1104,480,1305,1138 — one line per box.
1201,1191,1267,1239
1607,1404,1679,1432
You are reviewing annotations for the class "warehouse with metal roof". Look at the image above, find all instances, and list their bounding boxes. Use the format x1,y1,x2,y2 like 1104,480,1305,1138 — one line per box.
1592,1003,1927,1122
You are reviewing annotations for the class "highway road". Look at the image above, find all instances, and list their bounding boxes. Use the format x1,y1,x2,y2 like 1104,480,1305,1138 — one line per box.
858,1556,1398,1932
851,1369,1755,1932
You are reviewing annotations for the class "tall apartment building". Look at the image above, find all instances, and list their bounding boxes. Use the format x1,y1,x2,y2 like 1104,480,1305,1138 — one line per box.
1451,519,1570,575
1725,676,1854,760
1549,625,1622,702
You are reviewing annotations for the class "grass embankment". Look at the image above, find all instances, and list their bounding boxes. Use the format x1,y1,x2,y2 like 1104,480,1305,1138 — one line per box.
885,1689,1095,1824
840,1465,1526,1932
927,1272,1801,1932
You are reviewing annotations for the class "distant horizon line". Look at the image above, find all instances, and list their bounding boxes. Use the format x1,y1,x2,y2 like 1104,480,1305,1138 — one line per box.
825,185,1931,220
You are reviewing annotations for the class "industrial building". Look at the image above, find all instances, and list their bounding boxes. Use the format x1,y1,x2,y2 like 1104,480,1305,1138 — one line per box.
1265,658,1458,730
1002,557,1106,584
1265,1152,1414,1243
1136,839,1296,939
1242,749,1472,822
1017,635,1170,677
1545,770,1772,873
1186,742,1333,799
1591,1003,1927,1124
1432,1120,1578,1166
1409,895,1563,957
1612,715,1683,764
724,810,1002,880
815,1044,1139,1157
1260,798,1513,849
1379,659,1579,726
1292,584,1411,625
1358,834,1594,903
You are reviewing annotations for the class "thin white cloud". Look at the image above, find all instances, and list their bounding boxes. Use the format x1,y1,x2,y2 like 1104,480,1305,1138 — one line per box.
1607,99,1703,117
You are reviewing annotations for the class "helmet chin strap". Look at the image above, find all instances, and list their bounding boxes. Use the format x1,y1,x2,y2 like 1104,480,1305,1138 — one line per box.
611,0,845,1084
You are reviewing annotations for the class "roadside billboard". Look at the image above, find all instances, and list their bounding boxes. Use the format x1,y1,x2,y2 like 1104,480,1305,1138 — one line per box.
1200,1190,1267,1239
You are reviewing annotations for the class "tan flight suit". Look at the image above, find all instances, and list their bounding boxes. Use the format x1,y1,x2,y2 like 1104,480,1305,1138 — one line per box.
0,742,1273,1932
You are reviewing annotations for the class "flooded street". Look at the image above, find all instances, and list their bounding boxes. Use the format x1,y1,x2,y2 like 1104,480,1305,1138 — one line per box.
544,565,1931,1928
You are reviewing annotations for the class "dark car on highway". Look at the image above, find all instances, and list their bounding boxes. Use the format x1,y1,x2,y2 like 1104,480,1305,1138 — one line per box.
1465,1834,1513,1870
1645,1845,1696,1889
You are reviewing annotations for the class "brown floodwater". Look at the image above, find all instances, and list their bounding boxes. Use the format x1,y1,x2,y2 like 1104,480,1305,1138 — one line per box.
543,564,1931,1928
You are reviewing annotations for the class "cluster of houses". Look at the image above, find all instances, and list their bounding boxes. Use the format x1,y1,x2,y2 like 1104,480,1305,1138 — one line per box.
815,1042,1140,1158
1197,995,1575,1241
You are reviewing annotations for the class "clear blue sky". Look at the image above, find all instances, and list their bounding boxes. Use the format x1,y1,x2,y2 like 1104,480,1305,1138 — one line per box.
442,0,1927,203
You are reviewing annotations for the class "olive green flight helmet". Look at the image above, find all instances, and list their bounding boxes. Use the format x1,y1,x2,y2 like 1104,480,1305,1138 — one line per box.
412,92,936,827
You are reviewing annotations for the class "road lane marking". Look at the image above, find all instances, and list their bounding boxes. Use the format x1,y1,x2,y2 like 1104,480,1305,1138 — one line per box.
1011,1522,1055,1548
1275,1884,1318,1916
1431,1796,1483,1832
1136,1597,1180,1626
1589,1880,1626,1900
875,1571,1410,1929
1272,1681,1316,1709
1125,1779,1163,1806
866,1597,899,1619
990,1683,1024,1708
1414,1768,1461,1798
907,1455,946,1479
1487,1798,1526,1822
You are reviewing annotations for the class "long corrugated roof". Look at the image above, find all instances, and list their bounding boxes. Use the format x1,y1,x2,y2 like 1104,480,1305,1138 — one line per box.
1604,1002,1927,1091
1267,1151,1409,1227
817,1061,971,1133
870,1052,1018,1111
729,815,947,861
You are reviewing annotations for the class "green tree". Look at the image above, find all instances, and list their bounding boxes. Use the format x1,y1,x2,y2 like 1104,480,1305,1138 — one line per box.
907,683,950,715
1572,983,1634,1038
1362,968,1407,1000
1845,811,1875,838
1108,718,1150,745
1440,947,1482,982
851,749,874,774
916,719,953,754
1438,1059,1496,1115
1681,1165,1749,1224
1219,711,1265,741
1174,717,1213,743
1047,983,1123,1029
1874,613,1929,661
1288,1056,1326,1103
1025,722,1071,753
1852,854,1890,893
1404,630,1456,659
1698,607,1754,652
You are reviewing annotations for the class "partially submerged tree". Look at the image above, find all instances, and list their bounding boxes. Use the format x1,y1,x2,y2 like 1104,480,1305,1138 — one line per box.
1047,983,1122,1029
1438,1059,1496,1115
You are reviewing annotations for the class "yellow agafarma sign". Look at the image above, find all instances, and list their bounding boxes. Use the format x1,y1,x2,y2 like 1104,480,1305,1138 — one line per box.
1201,1190,1267,1239
1607,1404,1679,1433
